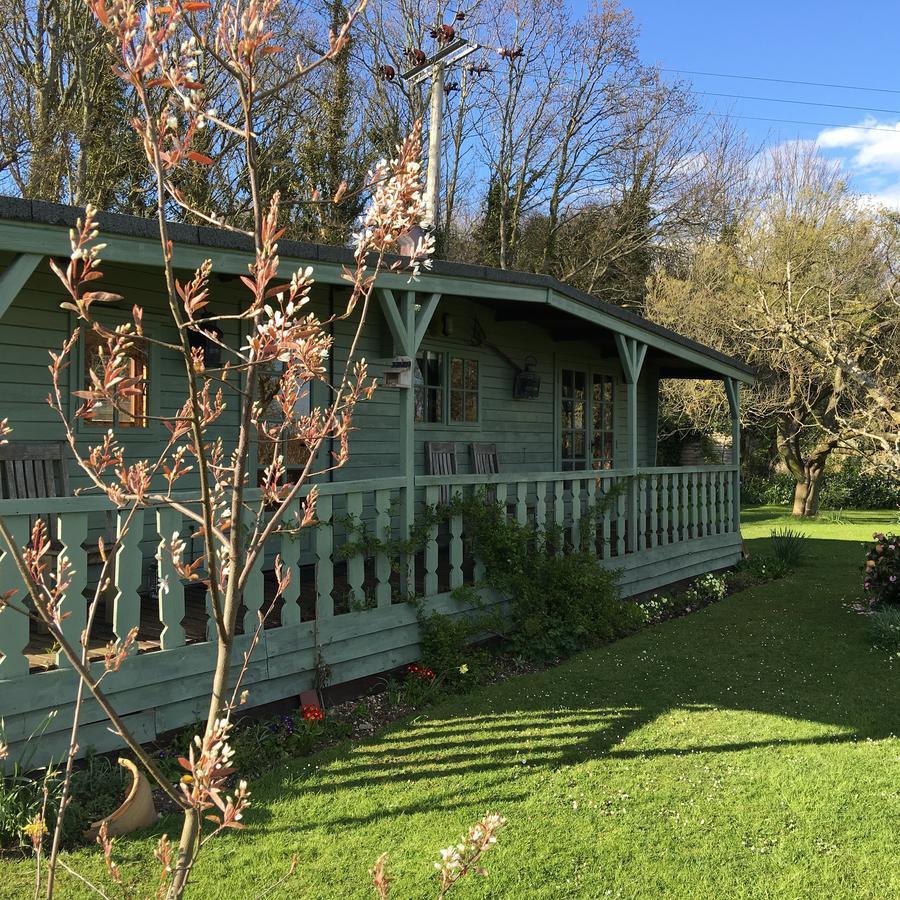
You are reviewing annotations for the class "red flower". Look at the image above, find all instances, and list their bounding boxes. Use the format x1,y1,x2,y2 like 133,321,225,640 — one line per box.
301,704,324,722
407,662,435,680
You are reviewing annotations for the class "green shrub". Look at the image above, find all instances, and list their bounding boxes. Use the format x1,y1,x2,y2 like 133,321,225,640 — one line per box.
452,492,636,661
820,462,900,510
741,473,795,506
863,532,900,606
742,463,900,511
770,527,809,567
866,606,900,654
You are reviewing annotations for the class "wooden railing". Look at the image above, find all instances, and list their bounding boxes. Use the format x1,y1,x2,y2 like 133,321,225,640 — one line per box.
416,464,739,560
0,464,742,761
0,464,738,680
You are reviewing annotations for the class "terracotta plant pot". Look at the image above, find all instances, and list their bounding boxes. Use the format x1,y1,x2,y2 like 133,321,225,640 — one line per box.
83,758,158,841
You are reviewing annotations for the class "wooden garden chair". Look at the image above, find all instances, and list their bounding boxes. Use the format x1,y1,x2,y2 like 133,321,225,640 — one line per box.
0,441,73,544
425,441,457,505
0,440,114,562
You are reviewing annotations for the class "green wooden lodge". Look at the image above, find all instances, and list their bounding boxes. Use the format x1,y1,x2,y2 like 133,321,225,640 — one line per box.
0,197,754,762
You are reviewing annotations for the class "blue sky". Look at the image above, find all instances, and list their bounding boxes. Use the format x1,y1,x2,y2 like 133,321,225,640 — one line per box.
590,1,900,207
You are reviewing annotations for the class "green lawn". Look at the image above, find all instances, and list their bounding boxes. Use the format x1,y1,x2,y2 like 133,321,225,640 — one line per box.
4,507,899,899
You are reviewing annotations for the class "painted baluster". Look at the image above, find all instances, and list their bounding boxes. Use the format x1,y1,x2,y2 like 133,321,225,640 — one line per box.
585,476,597,556
601,477,612,558
515,481,527,526
680,472,690,541
649,475,658,549
553,480,565,555
570,478,582,551
156,507,186,649
638,477,648,551
345,492,366,607
424,485,439,597
688,472,700,538
315,495,334,618
535,481,547,543
449,485,463,590
242,506,264,634
717,472,728,534
56,511,88,666
114,507,144,653
496,482,508,519
278,498,302,626
674,474,680,541
616,479,627,555
700,472,708,537
0,515,31,678
374,489,392,607
204,586,218,642
725,470,734,534
660,473,669,547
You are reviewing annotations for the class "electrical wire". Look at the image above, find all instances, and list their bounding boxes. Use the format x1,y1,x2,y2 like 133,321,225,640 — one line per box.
697,91,900,117
709,112,899,134
661,67,900,96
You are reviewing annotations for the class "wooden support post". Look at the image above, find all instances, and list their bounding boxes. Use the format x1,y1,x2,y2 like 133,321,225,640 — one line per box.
398,291,417,597
377,287,442,599
0,253,43,319
725,377,741,534
614,334,647,554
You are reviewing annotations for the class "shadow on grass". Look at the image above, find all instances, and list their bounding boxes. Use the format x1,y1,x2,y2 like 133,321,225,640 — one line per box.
245,535,897,837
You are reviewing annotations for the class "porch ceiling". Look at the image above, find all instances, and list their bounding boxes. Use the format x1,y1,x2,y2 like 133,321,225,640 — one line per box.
477,299,738,381
0,195,755,384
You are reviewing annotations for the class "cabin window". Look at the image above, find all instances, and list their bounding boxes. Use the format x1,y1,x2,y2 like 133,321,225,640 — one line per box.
82,329,148,428
256,362,312,480
560,367,615,470
414,350,444,423
560,369,588,470
592,373,615,469
449,357,479,423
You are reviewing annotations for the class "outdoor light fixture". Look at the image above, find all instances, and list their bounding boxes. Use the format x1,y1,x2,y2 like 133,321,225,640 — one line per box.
442,313,454,336
513,355,541,400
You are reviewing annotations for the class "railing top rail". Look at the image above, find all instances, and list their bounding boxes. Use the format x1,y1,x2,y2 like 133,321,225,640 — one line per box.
416,469,626,487
416,464,737,488
0,476,408,517
639,465,738,474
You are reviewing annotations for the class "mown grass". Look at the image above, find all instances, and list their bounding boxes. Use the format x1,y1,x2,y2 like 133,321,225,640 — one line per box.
3,506,898,899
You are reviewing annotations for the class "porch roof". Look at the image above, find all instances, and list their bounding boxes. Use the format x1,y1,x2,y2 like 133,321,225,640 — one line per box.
0,195,754,383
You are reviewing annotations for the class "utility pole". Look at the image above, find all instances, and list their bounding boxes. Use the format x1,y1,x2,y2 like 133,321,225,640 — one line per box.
402,37,477,232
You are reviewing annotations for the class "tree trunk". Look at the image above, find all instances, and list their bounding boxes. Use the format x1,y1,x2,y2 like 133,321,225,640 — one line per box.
791,467,825,517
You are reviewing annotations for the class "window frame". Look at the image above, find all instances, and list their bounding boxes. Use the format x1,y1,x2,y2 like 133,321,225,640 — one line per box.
414,347,482,429
447,355,480,425
71,311,161,442
254,359,315,481
556,361,618,472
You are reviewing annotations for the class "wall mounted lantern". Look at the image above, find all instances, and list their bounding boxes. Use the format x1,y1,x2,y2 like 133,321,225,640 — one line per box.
513,355,541,400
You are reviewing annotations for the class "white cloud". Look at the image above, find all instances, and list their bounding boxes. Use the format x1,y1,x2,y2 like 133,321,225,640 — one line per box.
815,118,900,210
817,118,900,171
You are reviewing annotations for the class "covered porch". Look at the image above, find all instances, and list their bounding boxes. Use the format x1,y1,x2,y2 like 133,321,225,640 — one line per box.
0,198,753,761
